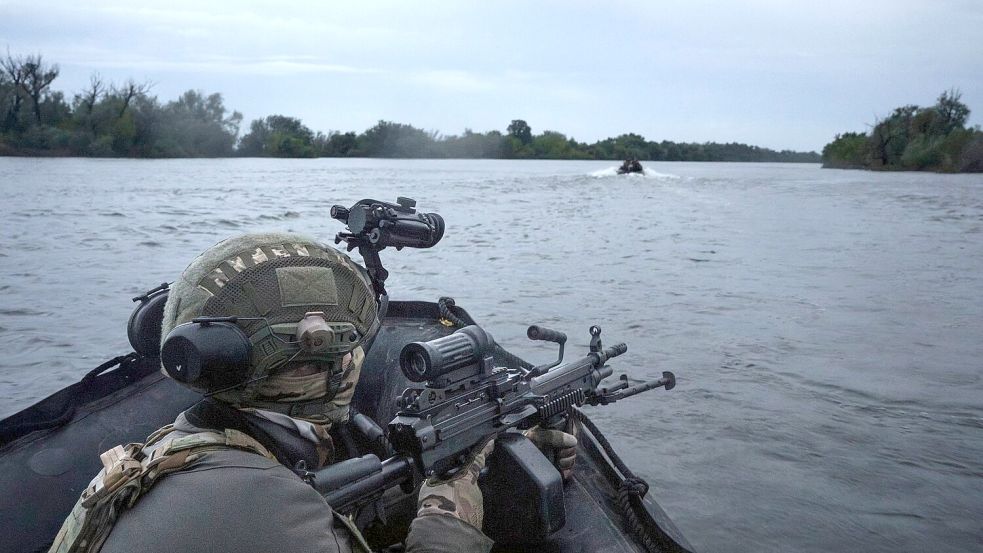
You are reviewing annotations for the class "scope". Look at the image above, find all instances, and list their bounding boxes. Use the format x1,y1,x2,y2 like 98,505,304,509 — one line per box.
399,325,495,382
331,197,444,250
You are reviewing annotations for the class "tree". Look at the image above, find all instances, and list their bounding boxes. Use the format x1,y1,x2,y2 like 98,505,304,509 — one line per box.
869,105,918,166
357,120,434,157
15,54,59,124
157,90,242,156
0,52,28,131
821,132,868,168
73,73,105,132
531,130,570,158
507,119,532,145
125,94,166,157
934,88,970,135
324,131,357,156
0,70,13,133
239,115,317,157
113,79,153,119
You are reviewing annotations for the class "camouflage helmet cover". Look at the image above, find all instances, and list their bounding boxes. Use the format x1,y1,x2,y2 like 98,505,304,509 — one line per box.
160,232,379,408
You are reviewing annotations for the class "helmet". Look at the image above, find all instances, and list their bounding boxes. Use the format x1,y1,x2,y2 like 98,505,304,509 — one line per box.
159,232,379,421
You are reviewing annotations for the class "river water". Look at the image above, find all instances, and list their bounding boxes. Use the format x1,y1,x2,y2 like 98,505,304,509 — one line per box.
1,158,981,552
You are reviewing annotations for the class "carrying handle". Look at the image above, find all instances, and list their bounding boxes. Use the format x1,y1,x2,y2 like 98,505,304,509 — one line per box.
527,325,567,345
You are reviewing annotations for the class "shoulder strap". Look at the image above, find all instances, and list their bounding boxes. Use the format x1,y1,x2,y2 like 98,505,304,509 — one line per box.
154,428,276,462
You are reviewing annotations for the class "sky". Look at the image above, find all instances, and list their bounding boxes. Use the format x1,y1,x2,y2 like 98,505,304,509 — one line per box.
1,0,981,152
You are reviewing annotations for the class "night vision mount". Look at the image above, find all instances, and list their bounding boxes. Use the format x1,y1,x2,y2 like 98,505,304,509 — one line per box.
331,197,445,303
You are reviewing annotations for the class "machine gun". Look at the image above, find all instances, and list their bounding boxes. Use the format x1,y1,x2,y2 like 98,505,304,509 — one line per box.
311,323,675,536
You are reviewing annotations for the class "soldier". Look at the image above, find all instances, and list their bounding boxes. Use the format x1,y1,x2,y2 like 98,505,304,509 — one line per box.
49,232,575,553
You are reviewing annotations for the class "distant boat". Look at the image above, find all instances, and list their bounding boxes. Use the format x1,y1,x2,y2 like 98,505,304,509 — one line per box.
617,159,645,175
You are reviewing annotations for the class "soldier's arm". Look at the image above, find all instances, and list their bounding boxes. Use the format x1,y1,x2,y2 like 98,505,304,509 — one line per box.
404,440,494,553
405,513,494,553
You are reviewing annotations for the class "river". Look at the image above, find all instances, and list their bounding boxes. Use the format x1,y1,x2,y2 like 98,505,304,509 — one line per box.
1,158,981,552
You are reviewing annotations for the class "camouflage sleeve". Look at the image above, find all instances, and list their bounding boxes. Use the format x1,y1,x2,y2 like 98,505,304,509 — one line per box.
404,440,494,553
415,439,492,529
405,512,494,553
524,421,579,480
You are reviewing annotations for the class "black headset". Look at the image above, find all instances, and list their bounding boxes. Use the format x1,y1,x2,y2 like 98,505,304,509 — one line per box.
160,317,254,391
129,284,362,394
128,285,259,392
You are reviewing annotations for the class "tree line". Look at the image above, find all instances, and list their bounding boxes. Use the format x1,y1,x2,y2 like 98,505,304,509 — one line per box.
822,90,983,172
1,52,820,161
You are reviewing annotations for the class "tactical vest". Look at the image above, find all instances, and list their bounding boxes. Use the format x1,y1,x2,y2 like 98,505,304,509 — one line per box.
47,426,372,553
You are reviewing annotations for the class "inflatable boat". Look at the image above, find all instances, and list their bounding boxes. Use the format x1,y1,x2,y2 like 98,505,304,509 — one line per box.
617,159,645,175
0,297,695,553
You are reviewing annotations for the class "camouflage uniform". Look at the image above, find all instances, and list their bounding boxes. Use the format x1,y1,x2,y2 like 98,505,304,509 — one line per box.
417,440,495,530
49,233,493,553
95,411,365,553
92,410,493,553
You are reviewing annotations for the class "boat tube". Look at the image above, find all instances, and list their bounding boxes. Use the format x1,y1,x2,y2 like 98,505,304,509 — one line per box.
0,298,694,553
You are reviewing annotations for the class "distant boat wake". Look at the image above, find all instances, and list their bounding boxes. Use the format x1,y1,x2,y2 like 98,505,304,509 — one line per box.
590,166,680,180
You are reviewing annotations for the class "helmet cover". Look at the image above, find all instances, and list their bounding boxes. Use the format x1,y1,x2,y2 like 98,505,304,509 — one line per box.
160,232,379,417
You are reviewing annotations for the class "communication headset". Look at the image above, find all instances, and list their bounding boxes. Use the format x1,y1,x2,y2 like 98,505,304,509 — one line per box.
159,312,360,394
128,285,360,395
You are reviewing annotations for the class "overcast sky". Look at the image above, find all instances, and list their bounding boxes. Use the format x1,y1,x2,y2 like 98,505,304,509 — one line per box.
2,0,981,151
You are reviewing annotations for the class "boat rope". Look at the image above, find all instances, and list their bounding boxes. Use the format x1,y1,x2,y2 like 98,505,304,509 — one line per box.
437,296,534,371
571,407,649,496
573,407,689,553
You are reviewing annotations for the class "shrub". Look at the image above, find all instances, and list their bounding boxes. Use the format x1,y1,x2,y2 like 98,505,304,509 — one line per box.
957,134,983,172
901,135,943,170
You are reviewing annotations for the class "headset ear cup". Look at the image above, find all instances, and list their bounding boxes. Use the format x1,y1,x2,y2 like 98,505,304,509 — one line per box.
161,322,253,391
127,288,169,358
